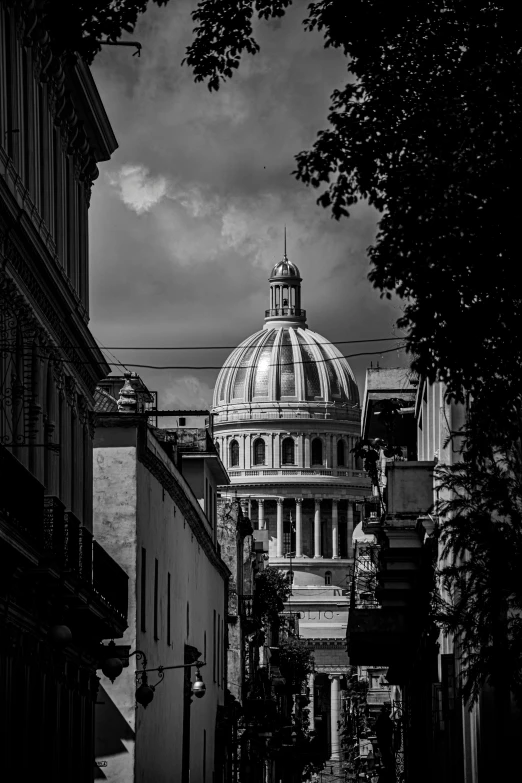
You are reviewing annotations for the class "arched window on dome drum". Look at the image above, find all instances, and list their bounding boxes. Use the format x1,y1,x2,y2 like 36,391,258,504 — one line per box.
215,441,220,457
282,437,295,465
325,571,332,586
337,439,346,467
253,438,265,466
230,440,239,467
311,438,323,465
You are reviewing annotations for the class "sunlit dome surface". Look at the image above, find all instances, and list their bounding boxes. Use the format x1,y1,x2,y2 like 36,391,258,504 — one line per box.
270,258,300,278
213,326,359,407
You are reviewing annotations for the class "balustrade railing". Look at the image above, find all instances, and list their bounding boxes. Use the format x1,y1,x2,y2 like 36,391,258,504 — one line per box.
265,307,306,318
228,467,365,478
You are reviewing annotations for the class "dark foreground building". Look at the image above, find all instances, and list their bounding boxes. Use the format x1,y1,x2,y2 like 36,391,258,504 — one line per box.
1,3,128,779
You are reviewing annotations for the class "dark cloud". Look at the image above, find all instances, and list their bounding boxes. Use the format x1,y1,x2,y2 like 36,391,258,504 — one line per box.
89,1,407,410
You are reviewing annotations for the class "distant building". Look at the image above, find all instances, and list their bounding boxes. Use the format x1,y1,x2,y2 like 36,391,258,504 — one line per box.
93,375,230,783
348,367,522,782
0,3,127,780
211,247,373,765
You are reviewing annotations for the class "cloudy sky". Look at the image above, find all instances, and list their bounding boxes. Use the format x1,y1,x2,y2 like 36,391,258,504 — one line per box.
89,1,407,409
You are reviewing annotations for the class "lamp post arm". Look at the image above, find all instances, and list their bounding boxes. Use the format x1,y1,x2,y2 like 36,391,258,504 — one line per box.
139,660,206,675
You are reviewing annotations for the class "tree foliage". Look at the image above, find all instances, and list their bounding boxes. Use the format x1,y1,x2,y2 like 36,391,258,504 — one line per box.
278,638,314,690
433,443,522,705
253,566,291,625
37,0,171,64
185,1,522,418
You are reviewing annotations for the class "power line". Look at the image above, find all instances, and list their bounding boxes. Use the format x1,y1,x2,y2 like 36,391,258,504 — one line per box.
0,342,407,370
95,337,404,351
1,336,404,352
99,344,407,370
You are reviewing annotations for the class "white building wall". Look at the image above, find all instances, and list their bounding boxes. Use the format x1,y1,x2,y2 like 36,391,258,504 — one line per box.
93,433,226,783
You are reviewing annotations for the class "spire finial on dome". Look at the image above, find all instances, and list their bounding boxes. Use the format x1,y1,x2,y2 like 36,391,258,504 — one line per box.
284,225,287,259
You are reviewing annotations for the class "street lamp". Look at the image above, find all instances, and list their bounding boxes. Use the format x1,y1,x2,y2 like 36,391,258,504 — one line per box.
101,649,207,708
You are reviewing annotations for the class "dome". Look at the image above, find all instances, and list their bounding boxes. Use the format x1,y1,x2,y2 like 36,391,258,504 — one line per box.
212,326,359,408
271,257,301,279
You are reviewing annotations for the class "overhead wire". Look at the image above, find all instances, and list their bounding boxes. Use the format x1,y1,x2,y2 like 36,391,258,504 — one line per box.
0,342,407,370
82,343,407,370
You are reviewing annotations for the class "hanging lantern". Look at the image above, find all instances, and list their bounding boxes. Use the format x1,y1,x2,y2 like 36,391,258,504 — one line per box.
47,624,72,648
136,681,154,708
191,670,206,699
102,656,124,683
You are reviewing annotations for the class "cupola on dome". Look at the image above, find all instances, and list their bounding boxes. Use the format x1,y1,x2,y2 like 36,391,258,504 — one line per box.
212,235,360,412
271,258,301,279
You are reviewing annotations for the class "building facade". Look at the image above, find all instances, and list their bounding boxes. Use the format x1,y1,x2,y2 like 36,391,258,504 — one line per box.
1,3,128,780
93,375,230,783
348,367,522,783
212,250,372,765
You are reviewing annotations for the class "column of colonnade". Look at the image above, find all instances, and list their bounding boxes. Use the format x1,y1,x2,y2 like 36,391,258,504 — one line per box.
254,497,356,558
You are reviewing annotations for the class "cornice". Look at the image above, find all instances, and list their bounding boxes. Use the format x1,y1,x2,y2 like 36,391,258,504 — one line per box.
136,425,230,581
69,59,118,162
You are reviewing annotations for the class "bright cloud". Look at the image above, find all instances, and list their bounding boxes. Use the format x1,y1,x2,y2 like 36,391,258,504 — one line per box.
107,164,168,215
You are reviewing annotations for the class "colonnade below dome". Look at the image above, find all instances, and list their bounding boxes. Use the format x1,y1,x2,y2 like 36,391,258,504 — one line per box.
248,496,358,560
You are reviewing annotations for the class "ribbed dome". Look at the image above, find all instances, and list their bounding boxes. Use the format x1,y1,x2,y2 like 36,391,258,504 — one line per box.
271,258,300,278
213,326,359,407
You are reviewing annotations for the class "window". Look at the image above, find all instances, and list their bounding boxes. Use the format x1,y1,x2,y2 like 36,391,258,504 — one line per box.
215,440,220,456
213,610,216,683
217,614,221,689
140,548,147,633
230,440,239,467
253,438,265,465
312,438,323,465
154,558,159,640
167,572,171,645
337,439,346,467
282,437,295,465
325,571,332,586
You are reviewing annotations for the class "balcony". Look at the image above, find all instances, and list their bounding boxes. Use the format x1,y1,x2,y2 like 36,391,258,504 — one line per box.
265,307,306,318
0,450,127,635
347,607,411,666
385,460,435,518
93,540,129,621
0,447,44,549
366,689,392,705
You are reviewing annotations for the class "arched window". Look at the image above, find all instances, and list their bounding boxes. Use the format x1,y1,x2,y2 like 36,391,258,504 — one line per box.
230,440,239,467
215,440,220,456
337,439,346,467
253,438,265,465
311,438,323,465
325,571,332,586
282,437,295,465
